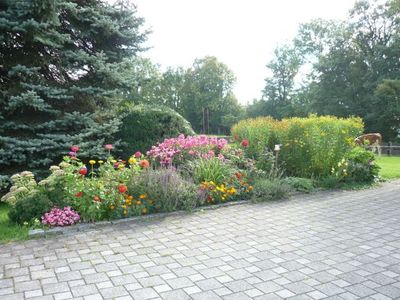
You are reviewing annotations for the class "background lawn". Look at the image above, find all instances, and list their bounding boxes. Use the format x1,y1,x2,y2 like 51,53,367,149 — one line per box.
376,156,400,180
0,203,28,243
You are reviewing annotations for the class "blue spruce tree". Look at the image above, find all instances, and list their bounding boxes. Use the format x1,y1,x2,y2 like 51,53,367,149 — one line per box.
0,0,148,190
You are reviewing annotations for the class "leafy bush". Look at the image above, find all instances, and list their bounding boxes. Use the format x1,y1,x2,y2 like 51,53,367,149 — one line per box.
8,191,53,225
251,178,292,202
117,105,195,156
128,168,202,212
333,147,380,183
232,115,364,177
283,177,315,193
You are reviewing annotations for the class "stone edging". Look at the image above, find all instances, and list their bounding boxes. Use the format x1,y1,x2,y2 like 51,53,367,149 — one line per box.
28,199,253,238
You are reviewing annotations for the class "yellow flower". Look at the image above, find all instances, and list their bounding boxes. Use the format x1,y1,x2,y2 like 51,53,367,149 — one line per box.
142,208,148,214
89,160,96,165
111,159,117,163
110,205,115,210
228,187,237,195
98,160,104,164
123,210,127,215
136,200,142,205
128,157,137,164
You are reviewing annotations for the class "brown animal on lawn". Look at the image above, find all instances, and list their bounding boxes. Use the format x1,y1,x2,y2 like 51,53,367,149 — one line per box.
355,133,382,155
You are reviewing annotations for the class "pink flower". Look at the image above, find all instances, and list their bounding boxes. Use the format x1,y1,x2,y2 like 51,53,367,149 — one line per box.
71,145,79,152
104,144,113,150
134,151,142,158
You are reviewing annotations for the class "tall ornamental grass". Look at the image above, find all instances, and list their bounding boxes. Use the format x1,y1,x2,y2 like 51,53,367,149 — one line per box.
232,115,364,177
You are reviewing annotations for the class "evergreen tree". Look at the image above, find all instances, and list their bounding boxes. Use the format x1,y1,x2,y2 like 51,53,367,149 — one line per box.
0,0,148,189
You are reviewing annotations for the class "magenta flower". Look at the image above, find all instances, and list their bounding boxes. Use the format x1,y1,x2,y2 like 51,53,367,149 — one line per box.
42,207,80,227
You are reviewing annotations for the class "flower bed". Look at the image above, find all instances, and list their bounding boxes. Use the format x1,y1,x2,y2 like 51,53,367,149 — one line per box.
1,136,257,227
1,124,380,229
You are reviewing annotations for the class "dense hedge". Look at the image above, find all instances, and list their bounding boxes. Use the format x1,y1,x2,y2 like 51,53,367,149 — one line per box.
117,105,195,157
231,115,364,177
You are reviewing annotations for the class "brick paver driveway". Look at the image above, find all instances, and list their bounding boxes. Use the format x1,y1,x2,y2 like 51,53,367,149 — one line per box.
1,181,400,300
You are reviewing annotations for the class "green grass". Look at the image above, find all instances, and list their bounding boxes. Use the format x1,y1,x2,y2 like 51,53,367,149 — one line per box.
376,156,400,179
0,203,29,243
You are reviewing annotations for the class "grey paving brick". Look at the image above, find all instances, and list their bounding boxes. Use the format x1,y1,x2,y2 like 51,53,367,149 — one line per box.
0,181,400,300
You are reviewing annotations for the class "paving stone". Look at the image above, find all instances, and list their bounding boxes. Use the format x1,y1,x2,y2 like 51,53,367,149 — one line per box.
129,287,158,299
0,182,400,300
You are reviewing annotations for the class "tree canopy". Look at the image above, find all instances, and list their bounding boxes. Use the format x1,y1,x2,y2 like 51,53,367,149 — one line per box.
250,0,400,141
0,0,148,184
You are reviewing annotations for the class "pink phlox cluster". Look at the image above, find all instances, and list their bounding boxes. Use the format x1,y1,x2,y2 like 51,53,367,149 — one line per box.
147,135,228,166
42,207,80,227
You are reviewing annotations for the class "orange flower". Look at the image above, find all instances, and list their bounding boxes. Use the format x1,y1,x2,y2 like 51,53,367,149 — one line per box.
136,200,142,205
139,194,147,199
139,159,150,168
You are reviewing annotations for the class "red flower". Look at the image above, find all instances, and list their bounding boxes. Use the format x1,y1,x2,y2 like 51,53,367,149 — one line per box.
75,191,83,197
241,139,249,147
134,151,142,158
139,159,150,168
71,145,80,152
118,184,128,193
79,166,87,175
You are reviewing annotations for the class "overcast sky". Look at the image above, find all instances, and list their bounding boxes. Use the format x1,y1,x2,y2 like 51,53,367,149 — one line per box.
134,0,357,105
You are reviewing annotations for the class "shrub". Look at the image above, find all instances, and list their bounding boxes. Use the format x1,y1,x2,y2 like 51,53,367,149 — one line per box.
117,105,195,156
333,147,380,183
251,178,292,202
232,115,364,177
283,177,315,193
8,191,53,225
1,171,37,207
128,168,202,212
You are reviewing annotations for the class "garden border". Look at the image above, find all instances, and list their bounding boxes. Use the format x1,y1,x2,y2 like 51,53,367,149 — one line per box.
28,198,252,238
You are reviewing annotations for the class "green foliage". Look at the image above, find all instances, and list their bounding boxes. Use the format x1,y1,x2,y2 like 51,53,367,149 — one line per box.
0,0,148,191
260,45,302,119
250,0,400,141
8,192,53,225
128,168,202,212
181,57,244,134
333,147,380,183
251,178,292,202
117,105,195,156
189,157,235,185
283,177,315,193
232,115,364,177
